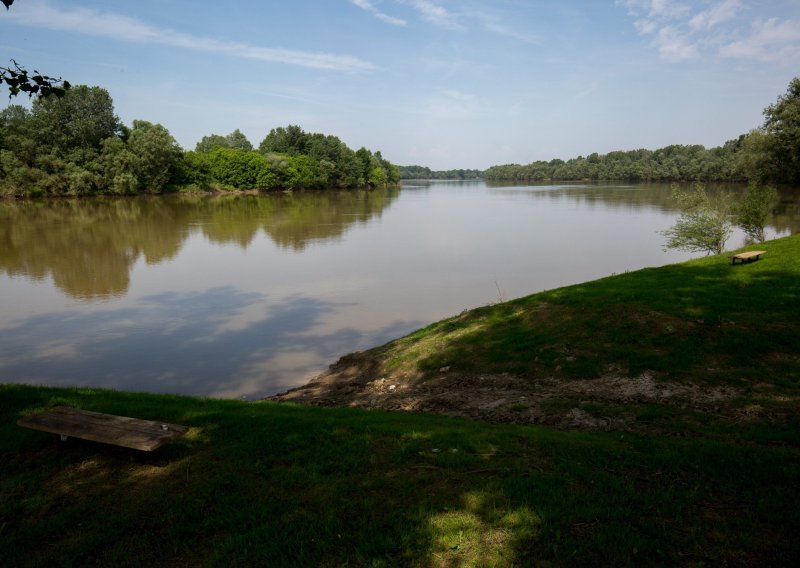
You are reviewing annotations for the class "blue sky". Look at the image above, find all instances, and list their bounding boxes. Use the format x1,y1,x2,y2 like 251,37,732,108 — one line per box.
2,0,799,169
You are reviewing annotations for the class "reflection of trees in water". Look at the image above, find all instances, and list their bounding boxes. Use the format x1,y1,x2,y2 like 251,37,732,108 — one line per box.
0,198,188,299
0,188,398,299
180,187,399,250
263,188,399,251
486,182,800,228
771,195,800,234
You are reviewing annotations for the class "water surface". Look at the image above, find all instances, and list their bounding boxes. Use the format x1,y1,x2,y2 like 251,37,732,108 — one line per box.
1,182,797,398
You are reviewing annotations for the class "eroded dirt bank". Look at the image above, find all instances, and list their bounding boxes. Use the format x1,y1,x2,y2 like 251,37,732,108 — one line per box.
269,352,760,431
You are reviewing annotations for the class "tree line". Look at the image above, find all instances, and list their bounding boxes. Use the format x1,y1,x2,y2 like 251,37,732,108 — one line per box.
0,86,399,197
398,165,483,180
401,77,799,186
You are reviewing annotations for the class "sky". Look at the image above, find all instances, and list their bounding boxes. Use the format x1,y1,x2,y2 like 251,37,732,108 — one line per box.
1,0,799,170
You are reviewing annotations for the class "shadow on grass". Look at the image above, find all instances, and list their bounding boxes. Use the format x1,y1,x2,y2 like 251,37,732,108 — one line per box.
2,384,799,566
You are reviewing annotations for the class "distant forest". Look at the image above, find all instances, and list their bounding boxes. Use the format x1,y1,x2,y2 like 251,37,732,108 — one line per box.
0,87,399,197
403,76,800,186
398,165,483,180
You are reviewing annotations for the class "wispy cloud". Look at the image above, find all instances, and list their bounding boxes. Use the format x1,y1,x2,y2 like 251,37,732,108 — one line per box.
619,0,799,63
619,0,689,20
6,0,376,72
688,0,742,31
468,10,539,44
656,25,697,61
398,0,464,30
351,0,407,26
720,17,800,62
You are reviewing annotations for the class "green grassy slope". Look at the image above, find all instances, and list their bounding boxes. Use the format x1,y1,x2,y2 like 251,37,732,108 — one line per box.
1,384,799,566
382,235,799,385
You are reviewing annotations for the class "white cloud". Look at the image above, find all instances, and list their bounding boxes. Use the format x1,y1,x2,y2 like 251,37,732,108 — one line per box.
648,0,690,19
7,1,376,72
720,18,800,61
655,26,697,61
618,0,689,20
689,0,742,31
351,0,407,26
634,18,657,35
398,0,463,30
619,0,798,64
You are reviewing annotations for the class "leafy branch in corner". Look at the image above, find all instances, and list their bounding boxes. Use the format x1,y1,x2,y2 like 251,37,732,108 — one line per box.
0,59,70,99
2,1,70,98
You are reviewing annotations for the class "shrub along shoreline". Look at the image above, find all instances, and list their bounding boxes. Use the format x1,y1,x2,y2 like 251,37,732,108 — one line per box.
2,235,799,565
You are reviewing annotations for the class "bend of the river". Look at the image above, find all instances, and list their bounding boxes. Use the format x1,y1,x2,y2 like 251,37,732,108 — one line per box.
1,181,798,398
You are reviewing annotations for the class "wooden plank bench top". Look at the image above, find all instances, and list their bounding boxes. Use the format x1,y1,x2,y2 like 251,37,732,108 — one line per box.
731,250,766,265
17,406,189,451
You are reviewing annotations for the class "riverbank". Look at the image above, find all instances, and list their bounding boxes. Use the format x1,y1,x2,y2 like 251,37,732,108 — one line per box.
3,235,799,565
273,234,800,435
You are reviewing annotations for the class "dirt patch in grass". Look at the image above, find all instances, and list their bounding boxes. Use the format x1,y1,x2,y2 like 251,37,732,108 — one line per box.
271,353,742,431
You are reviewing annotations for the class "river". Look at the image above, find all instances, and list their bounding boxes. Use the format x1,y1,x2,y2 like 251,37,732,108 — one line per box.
1,181,797,398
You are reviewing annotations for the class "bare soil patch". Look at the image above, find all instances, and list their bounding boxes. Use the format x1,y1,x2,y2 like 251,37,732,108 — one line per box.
270,352,742,431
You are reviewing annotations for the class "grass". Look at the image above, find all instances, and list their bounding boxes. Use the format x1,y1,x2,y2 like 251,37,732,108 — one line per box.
2,384,799,566
379,235,800,386
2,235,800,565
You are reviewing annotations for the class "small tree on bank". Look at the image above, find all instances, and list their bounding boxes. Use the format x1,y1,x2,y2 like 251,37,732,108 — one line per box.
734,183,778,243
660,184,733,255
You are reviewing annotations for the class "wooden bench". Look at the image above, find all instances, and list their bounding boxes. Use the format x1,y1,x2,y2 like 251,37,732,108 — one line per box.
18,406,189,451
731,250,766,265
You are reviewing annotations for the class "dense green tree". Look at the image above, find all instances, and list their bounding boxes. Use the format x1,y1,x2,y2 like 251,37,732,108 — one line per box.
259,125,308,155
0,84,399,195
398,165,483,180
126,120,182,193
194,148,275,189
762,77,800,184
195,129,253,152
225,129,253,151
195,134,228,153
27,85,121,161
96,120,181,194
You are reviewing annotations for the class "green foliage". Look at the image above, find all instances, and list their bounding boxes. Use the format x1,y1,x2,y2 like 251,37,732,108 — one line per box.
399,165,484,180
0,85,182,196
194,133,227,153
762,76,800,184
27,85,121,160
734,183,779,242
125,120,183,193
484,143,743,183
258,124,308,155
735,128,776,182
186,125,400,191
195,129,253,153
193,148,275,189
224,129,253,151
0,82,398,196
480,77,799,184
660,184,733,255
0,59,70,99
